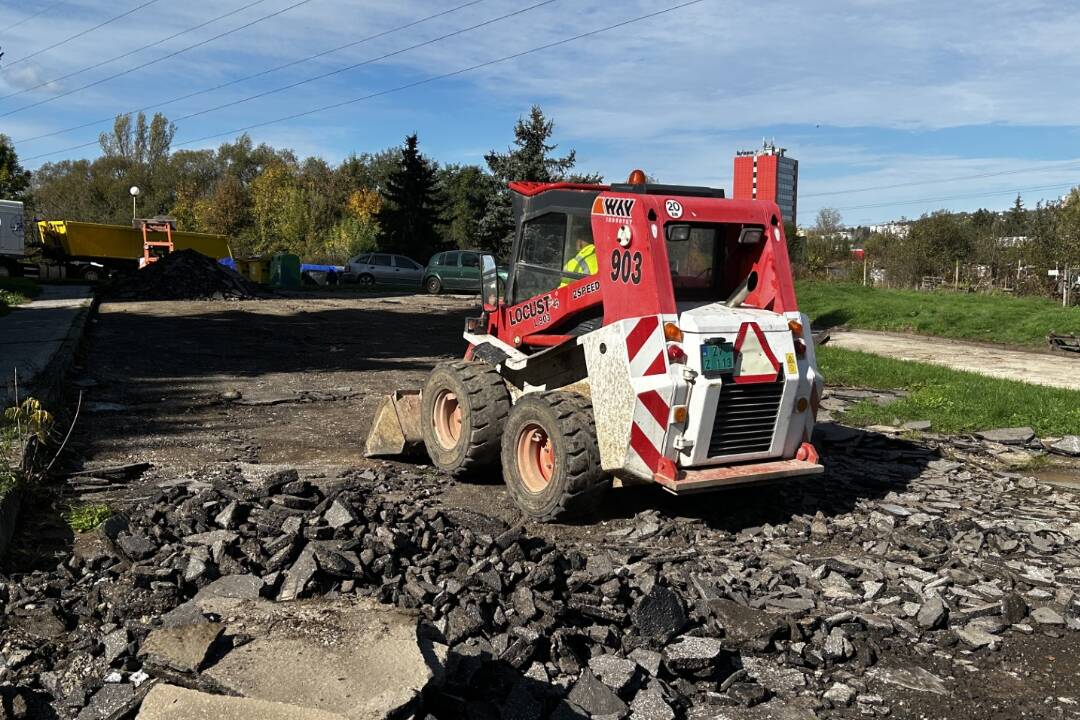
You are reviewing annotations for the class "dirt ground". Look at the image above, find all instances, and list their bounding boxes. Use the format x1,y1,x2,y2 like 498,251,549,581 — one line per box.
12,291,1080,720
828,329,1080,391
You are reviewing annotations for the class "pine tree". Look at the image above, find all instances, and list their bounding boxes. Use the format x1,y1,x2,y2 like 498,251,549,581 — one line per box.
478,106,599,256
376,134,444,261
1006,194,1027,236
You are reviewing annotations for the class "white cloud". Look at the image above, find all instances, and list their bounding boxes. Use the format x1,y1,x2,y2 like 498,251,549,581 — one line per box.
4,0,1080,222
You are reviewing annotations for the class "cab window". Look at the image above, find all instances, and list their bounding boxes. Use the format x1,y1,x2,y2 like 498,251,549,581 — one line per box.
667,227,718,291
511,212,598,305
513,213,566,304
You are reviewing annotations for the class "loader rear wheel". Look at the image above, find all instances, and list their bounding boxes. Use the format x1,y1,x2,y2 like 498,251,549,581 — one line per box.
501,392,610,522
422,361,510,478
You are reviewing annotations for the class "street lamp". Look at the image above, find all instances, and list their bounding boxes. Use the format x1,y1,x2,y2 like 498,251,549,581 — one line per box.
130,185,140,221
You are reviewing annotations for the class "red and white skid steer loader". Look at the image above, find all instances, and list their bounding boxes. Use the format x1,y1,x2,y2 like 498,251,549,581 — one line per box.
365,170,824,521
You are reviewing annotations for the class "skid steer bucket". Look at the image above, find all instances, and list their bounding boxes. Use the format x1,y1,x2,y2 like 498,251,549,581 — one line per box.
364,390,424,458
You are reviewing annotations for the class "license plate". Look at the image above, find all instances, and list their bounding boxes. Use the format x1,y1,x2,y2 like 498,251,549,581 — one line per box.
701,341,734,373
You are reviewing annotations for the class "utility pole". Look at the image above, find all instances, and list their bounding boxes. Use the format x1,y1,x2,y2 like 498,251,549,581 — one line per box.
954,259,959,289
863,254,868,286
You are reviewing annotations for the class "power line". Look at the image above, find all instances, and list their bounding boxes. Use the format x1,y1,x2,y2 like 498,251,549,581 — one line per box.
801,181,1076,218
0,0,66,36
0,0,271,101
21,0,708,163
15,0,488,145
2,0,165,68
800,159,1080,199
171,0,557,125
0,0,316,119
173,0,707,149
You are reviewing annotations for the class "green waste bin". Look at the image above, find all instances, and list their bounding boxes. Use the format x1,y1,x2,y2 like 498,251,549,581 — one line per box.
270,252,302,288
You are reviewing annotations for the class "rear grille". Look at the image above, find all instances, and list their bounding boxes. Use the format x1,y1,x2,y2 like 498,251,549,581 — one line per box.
708,378,783,457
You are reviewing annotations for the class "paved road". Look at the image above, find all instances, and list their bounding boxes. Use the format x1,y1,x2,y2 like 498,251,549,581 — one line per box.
828,329,1080,391
0,284,92,406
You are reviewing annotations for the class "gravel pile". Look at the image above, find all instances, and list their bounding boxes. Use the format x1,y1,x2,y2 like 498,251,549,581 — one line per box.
1,428,1079,719
102,249,259,301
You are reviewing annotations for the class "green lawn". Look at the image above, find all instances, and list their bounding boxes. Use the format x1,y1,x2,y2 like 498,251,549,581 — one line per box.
797,281,1080,348
0,278,40,317
818,345,1080,436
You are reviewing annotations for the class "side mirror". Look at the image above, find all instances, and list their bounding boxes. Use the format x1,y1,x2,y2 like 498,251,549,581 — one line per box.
480,253,501,311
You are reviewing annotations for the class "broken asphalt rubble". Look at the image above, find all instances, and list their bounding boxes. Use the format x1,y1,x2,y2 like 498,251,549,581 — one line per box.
0,424,1079,719
100,249,260,302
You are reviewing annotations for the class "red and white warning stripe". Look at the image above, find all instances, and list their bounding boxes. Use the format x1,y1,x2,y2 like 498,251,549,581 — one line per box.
622,315,673,474
625,315,667,377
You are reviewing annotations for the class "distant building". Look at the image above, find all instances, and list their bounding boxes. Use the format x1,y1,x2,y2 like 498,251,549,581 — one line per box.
869,222,910,238
733,140,798,225
997,235,1029,247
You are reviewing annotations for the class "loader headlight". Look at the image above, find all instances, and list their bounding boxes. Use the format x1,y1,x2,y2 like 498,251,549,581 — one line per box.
796,397,809,413
666,224,691,242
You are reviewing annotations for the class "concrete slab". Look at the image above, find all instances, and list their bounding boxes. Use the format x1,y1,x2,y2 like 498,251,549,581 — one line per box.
199,596,442,720
0,284,92,406
137,683,346,720
828,329,1080,391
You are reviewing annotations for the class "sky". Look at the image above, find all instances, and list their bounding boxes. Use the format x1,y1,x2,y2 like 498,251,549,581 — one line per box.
1,0,1079,226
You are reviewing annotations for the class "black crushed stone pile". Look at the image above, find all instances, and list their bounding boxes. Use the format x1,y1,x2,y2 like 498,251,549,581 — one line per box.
2,435,1079,719
101,249,259,301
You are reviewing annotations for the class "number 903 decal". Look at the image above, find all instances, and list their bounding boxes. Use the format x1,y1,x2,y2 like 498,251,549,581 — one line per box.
611,249,642,284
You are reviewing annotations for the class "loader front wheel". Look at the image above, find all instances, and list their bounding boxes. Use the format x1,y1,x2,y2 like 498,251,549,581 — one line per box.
502,392,609,521
422,361,510,478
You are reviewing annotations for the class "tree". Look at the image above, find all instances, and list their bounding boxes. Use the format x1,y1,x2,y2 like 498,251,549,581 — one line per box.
479,106,598,256
375,134,444,261
250,163,308,255
812,207,843,237
439,164,493,249
0,135,31,200
1006,194,1028,236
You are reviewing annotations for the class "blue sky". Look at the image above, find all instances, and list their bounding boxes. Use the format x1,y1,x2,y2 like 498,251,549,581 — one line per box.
1,0,1079,226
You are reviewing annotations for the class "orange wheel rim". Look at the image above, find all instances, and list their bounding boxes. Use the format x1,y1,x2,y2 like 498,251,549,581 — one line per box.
516,423,554,493
433,390,462,450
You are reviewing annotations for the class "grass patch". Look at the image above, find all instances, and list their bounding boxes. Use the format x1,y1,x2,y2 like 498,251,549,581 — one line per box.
63,503,112,533
0,277,40,317
797,281,1080,348
817,345,1080,436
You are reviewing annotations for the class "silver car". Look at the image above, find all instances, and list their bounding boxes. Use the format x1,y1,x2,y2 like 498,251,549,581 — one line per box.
344,253,424,288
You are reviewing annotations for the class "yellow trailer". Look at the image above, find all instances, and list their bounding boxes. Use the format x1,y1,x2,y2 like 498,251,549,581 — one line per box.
33,220,232,280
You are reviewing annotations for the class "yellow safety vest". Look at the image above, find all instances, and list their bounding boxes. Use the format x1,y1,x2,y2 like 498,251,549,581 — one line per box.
561,244,598,287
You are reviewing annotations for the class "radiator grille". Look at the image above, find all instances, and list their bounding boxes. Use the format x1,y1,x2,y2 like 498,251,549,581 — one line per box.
708,377,783,457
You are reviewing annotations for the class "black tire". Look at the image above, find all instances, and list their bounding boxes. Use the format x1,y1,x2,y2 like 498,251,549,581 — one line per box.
421,361,511,479
358,273,375,285
501,392,610,522
0,263,13,278
82,267,102,282
425,276,442,294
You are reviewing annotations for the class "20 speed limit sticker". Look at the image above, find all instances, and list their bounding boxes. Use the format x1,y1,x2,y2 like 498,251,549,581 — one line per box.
665,199,683,219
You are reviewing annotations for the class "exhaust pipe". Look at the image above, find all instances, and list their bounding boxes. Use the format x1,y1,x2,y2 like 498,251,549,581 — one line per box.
725,270,758,308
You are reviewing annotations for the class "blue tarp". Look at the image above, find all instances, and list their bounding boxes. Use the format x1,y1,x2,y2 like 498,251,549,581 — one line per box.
301,263,345,273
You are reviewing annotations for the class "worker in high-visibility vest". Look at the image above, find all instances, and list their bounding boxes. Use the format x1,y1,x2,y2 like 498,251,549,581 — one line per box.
561,226,598,286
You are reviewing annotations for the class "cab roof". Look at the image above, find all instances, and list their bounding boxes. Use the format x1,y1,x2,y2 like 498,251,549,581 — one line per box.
508,180,725,199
